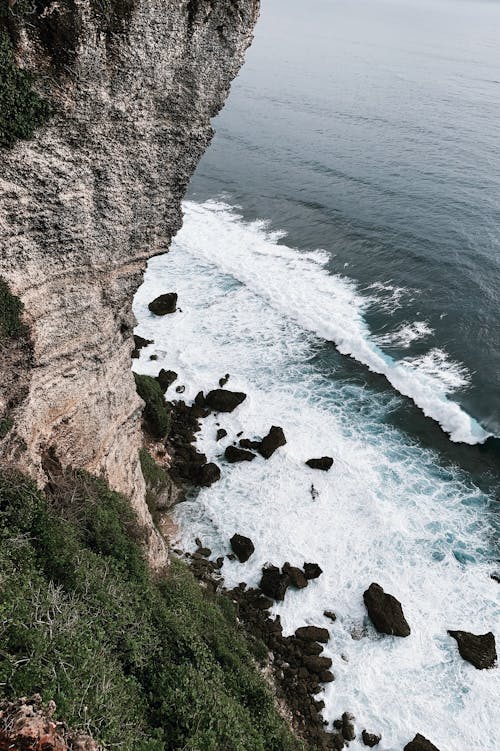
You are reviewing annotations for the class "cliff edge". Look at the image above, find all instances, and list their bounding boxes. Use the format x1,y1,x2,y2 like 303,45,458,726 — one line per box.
0,0,259,566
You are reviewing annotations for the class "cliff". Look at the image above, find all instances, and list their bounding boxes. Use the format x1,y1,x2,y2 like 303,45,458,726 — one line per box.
0,0,259,567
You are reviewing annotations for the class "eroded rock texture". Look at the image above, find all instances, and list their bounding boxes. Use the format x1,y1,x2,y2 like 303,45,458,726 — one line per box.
0,0,259,566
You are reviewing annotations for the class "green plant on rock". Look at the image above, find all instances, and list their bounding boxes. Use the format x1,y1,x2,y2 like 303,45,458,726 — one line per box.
134,373,171,440
0,31,50,149
0,278,26,339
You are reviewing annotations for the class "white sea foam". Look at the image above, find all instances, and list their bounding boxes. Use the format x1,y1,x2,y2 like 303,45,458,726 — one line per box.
373,320,434,350
133,199,499,751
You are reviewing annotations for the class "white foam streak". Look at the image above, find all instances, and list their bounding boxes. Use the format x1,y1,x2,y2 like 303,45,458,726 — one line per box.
173,201,488,444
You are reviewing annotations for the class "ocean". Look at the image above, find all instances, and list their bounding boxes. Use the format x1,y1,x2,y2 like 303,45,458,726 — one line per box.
133,1,500,748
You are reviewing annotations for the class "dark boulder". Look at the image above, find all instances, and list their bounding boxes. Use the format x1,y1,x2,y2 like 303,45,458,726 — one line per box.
363,583,411,637
175,385,185,393
299,640,323,656
239,437,262,450
258,426,287,459
306,456,334,471
260,565,290,601
133,334,153,353
319,669,335,682
362,731,381,747
230,534,255,563
194,391,206,407
148,292,178,315
195,463,221,487
341,713,356,742
303,562,323,580
216,428,228,441
330,733,345,751
324,610,337,622
295,626,330,643
156,369,177,392
447,630,497,670
404,734,441,751
205,389,247,412
283,562,308,589
219,373,230,387
225,445,256,463
303,655,332,674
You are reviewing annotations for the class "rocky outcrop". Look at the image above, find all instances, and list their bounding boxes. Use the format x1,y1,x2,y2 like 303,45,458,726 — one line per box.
448,630,497,669
404,734,440,751
205,389,247,412
230,533,255,562
363,582,411,637
0,0,259,567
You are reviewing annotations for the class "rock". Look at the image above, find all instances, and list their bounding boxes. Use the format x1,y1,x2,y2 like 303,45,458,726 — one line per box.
205,389,247,412
303,562,323,580
404,734,441,751
149,354,158,360
260,565,290,601
447,630,497,669
230,534,255,563
299,640,324,655
156,369,177,392
148,292,178,315
306,456,334,471
216,428,228,441
490,572,500,583
283,562,308,589
363,582,411,637
175,384,185,393
341,712,356,742
303,655,332,674
239,437,262,450
134,334,153,349
196,546,212,557
295,626,330,643
362,730,381,747
324,610,337,622
219,373,230,387
225,445,256,463
319,669,335,682
330,732,345,750
195,463,221,487
258,426,286,459
194,391,206,407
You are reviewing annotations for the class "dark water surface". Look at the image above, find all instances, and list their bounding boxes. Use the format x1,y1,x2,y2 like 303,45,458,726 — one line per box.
189,0,500,442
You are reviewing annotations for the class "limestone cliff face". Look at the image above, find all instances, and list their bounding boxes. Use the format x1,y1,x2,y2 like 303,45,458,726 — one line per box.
0,0,259,566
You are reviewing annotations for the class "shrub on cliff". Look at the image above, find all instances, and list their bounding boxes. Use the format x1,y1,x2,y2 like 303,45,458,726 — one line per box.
134,373,171,439
0,31,50,148
0,278,26,339
0,469,303,751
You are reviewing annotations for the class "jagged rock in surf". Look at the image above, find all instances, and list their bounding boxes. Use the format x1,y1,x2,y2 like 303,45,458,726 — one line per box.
230,533,255,563
303,562,323,580
156,369,177,392
362,730,381,747
216,428,228,441
239,437,262,450
447,629,497,669
302,655,333,674
195,462,221,487
341,712,356,742
324,610,337,622
363,582,411,637
205,389,247,412
148,292,178,315
132,334,153,358
305,456,334,471
225,445,256,463
219,373,230,387
258,425,287,458
295,625,330,643
194,391,206,407
404,734,441,751
283,562,308,589
259,565,290,601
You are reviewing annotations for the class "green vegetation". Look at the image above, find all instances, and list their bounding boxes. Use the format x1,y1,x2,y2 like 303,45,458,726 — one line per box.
0,469,303,751
139,448,169,524
0,278,26,340
0,418,13,439
0,31,50,149
134,373,171,440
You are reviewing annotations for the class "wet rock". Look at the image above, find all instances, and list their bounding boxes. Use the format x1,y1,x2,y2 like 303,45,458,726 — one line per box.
306,456,334,471
132,334,153,358
260,565,290,601
239,437,262,450
324,610,337,622
319,669,335,682
363,582,411,637
341,713,356,742
490,572,500,583
205,389,247,412
330,732,345,750
404,734,441,751
175,384,186,393
303,655,333,674
148,292,178,315
195,462,221,487
194,391,206,407
230,533,255,563
295,625,330,643
299,640,324,656
448,630,497,669
258,425,287,459
303,562,323,580
225,445,256,463
156,369,177,392
219,373,230,387
283,562,308,589
216,428,228,441
362,730,381,747
149,354,158,360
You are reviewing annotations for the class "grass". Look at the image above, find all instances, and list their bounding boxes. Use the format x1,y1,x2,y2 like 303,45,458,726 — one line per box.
134,374,171,440
0,469,303,751
0,278,26,340
0,30,50,149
